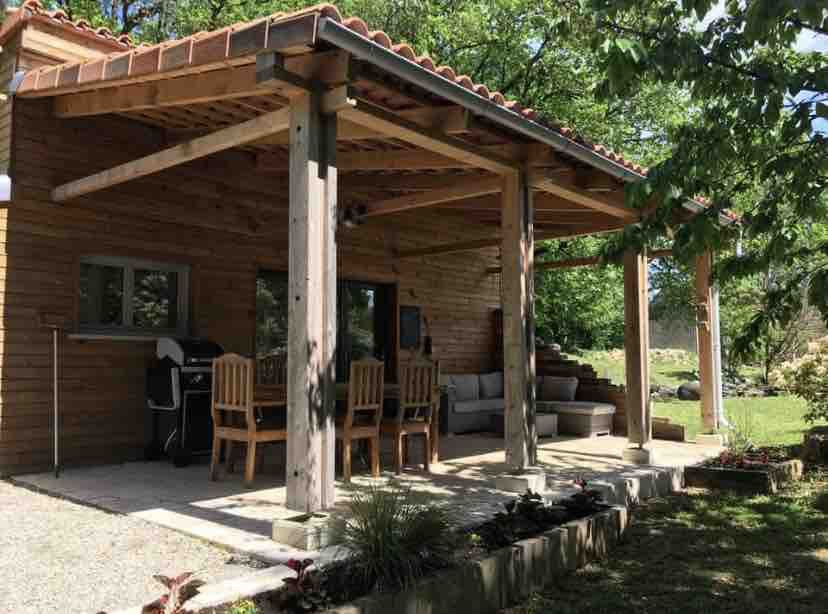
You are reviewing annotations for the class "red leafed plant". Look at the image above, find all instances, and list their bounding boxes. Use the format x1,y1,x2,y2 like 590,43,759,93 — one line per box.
278,558,330,613
141,572,204,614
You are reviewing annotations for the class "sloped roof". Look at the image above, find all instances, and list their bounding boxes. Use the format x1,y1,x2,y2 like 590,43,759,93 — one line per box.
6,0,651,177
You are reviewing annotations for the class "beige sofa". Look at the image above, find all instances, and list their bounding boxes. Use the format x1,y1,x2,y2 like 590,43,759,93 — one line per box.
536,376,616,437
440,373,615,438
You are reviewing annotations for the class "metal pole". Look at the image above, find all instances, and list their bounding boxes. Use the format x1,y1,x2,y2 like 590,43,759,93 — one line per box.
53,327,60,477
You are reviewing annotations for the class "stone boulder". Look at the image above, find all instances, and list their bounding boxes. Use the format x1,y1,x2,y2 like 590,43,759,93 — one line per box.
803,426,828,464
677,381,701,401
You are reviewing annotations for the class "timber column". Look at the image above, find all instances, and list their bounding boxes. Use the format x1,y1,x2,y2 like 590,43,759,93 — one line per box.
695,250,720,438
623,248,653,464
286,92,337,511
500,170,537,471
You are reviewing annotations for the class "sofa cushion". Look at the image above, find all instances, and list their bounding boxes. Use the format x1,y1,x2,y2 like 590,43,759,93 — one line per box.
454,398,505,414
451,374,480,402
538,401,615,416
479,372,504,399
540,376,578,402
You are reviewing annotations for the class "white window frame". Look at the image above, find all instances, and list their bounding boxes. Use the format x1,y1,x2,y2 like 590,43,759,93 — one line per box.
78,255,190,337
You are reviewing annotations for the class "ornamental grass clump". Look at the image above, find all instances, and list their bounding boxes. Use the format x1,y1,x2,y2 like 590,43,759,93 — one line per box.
771,336,828,423
335,485,459,592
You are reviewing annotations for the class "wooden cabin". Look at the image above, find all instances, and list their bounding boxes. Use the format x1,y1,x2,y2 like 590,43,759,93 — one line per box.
0,1,723,511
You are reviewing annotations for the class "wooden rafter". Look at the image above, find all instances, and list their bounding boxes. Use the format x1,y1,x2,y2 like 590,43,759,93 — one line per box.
360,176,502,217
52,106,291,202
336,93,519,174
531,169,638,221
485,248,673,274
394,230,563,259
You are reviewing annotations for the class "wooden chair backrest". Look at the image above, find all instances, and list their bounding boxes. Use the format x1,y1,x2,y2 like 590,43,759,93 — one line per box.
397,359,439,424
212,353,255,425
257,352,287,386
345,359,385,430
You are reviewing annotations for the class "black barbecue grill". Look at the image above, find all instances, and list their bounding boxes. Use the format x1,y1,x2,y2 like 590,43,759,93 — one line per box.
146,337,223,466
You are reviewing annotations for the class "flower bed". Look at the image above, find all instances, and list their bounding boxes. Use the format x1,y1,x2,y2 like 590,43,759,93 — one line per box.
685,447,804,494
129,483,629,614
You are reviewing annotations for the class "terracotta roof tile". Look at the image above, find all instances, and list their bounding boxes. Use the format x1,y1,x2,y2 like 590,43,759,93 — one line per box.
7,0,659,180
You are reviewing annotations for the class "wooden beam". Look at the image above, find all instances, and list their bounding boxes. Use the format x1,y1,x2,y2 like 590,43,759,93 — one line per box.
501,171,536,470
53,106,291,202
338,95,519,174
258,105,473,144
624,248,652,448
55,64,298,117
531,169,638,221
695,250,717,433
286,92,336,512
360,176,502,217
395,236,501,258
338,150,469,172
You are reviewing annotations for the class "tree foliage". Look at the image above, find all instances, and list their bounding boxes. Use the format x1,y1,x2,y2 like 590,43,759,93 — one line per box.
534,237,625,351
589,0,828,357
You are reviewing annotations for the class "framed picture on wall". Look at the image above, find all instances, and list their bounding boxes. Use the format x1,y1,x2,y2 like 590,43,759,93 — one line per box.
399,305,421,350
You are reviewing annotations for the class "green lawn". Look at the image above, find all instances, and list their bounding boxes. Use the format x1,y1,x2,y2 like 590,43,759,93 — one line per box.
506,470,828,614
654,397,814,446
569,349,821,446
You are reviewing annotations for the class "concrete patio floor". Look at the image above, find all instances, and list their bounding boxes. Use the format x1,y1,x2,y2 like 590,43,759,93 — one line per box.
14,434,721,563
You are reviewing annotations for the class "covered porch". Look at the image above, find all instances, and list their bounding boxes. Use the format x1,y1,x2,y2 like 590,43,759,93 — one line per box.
3,6,725,512
14,433,722,561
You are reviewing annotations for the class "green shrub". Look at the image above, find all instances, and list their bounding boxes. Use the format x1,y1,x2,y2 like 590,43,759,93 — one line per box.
227,600,259,614
334,485,459,592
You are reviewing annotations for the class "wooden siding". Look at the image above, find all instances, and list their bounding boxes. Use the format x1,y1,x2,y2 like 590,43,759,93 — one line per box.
0,35,19,178
0,98,501,475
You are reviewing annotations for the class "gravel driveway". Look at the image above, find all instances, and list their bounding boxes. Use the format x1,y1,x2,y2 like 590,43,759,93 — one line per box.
0,480,265,614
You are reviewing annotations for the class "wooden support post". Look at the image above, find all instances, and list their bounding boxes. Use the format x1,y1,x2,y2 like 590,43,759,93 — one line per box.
286,92,337,512
623,248,653,463
501,170,536,470
695,250,718,435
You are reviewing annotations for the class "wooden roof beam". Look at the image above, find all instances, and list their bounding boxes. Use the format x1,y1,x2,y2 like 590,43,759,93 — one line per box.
54,51,350,117
394,230,562,259
358,176,502,217
52,106,291,202
531,169,638,221
335,92,519,175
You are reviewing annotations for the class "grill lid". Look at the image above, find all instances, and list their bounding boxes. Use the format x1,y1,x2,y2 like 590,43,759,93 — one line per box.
157,337,224,366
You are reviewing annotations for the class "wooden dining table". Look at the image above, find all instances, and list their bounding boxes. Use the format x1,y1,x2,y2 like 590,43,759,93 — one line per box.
251,382,439,462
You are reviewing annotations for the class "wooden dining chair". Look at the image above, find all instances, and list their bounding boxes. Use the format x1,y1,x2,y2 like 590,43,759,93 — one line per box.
210,353,287,487
381,359,439,475
257,352,286,386
337,358,385,482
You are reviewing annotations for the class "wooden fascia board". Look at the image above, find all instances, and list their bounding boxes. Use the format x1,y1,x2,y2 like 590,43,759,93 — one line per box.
337,95,519,175
52,106,291,202
530,169,638,221
361,176,502,217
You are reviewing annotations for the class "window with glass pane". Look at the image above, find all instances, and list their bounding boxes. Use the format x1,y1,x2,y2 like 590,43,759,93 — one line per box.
133,269,179,329
78,257,188,335
344,284,376,362
80,263,124,326
256,271,289,357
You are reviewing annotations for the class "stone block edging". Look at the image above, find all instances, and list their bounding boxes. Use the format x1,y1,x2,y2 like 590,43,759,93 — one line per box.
685,459,804,494
322,506,629,614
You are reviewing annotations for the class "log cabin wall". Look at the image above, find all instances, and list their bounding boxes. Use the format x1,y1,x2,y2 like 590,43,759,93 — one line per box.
0,97,501,475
